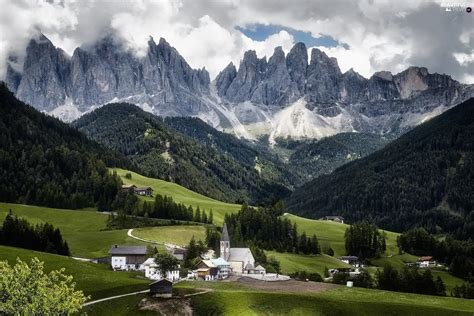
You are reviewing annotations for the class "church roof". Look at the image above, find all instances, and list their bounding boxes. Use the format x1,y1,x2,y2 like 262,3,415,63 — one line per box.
221,223,230,242
228,248,254,262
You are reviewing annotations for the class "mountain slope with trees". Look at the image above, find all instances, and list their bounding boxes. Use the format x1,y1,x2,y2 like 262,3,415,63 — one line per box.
0,84,129,210
73,103,290,204
286,98,474,239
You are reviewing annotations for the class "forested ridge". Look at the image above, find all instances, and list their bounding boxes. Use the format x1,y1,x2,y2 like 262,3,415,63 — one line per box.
286,98,474,239
0,84,130,210
73,103,289,204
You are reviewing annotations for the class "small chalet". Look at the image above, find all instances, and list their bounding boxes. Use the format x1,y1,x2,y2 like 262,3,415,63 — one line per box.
339,256,360,265
143,258,180,281
109,245,147,271
212,257,231,279
418,256,436,268
121,184,153,197
134,187,153,197
195,259,218,280
149,279,173,298
320,216,344,224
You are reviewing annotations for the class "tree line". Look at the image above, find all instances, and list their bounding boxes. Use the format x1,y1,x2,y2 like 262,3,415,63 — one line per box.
0,211,70,256
398,227,474,280
344,221,386,259
224,203,321,255
110,191,214,225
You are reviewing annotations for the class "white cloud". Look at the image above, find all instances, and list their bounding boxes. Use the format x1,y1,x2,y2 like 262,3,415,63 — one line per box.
0,0,473,83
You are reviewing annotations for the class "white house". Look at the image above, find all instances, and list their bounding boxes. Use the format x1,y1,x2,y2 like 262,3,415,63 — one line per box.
211,257,231,279
418,256,437,268
109,245,147,271
143,258,180,281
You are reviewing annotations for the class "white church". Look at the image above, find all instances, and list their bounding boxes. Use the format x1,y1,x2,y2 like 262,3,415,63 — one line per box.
220,223,266,275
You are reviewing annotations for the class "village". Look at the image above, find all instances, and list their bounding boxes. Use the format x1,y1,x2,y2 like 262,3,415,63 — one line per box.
105,218,442,297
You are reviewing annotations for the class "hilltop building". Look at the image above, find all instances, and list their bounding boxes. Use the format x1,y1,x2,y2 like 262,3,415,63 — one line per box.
220,223,264,275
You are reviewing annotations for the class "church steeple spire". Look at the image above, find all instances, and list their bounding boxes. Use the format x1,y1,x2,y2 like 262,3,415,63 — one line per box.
220,223,230,261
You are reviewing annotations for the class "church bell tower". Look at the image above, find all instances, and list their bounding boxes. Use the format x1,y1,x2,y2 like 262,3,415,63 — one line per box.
220,223,230,261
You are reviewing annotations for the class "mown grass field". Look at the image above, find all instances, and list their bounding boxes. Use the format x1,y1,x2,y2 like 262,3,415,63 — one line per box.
266,251,350,275
112,168,241,225
132,225,207,247
0,246,148,300
177,281,474,315
0,202,149,258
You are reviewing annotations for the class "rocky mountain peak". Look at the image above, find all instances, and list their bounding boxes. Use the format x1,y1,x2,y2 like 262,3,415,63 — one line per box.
372,71,393,81
215,62,237,97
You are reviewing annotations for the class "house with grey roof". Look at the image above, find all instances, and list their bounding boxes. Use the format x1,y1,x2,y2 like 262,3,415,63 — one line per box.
109,245,148,271
220,223,265,275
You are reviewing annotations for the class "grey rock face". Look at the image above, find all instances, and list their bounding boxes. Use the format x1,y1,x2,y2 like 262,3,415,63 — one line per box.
14,34,70,111
286,42,308,95
215,62,236,97
305,48,342,104
10,33,210,116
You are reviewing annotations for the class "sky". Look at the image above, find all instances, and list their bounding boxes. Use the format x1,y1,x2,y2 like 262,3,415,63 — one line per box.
0,0,473,83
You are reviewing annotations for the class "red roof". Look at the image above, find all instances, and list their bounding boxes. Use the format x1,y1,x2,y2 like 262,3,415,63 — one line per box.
418,256,433,261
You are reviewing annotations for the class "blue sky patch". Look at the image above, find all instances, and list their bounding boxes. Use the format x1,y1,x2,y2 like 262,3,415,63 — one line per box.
236,24,347,48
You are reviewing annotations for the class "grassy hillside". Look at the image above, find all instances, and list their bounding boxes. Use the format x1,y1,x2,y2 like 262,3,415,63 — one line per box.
0,202,148,258
0,246,148,300
180,281,474,315
132,226,207,247
282,213,400,257
267,251,350,275
113,168,241,225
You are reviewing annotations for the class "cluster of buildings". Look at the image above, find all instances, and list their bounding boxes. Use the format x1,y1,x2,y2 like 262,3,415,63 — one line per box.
107,223,265,283
320,216,344,224
405,256,438,268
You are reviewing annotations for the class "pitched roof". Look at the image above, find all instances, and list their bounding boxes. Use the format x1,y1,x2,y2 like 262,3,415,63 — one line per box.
109,245,147,255
200,259,216,268
254,265,265,271
122,184,136,189
221,223,230,242
418,256,433,261
135,187,153,191
228,248,253,262
143,258,157,266
211,257,229,266
150,279,173,286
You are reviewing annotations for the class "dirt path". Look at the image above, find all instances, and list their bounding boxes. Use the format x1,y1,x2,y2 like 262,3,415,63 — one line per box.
127,229,181,250
82,289,150,307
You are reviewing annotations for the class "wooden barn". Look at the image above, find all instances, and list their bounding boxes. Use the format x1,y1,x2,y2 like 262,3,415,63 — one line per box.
149,279,173,298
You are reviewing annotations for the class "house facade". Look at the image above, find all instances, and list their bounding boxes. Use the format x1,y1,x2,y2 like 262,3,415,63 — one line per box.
121,184,153,197
109,245,147,270
418,256,437,268
143,258,180,281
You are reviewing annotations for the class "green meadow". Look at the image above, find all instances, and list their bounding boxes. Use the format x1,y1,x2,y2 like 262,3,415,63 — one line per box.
0,202,149,258
266,251,350,275
132,225,207,247
112,168,241,225
177,281,474,315
0,246,148,300
281,213,400,257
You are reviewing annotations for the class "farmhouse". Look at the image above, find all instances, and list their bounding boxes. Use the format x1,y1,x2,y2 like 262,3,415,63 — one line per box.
109,245,147,271
339,256,360,266
220,223,265,275
149,279,173,298
195,259,217,280
320,216,344,224
143,258,180,281
418,256,437,268
121,184,153,197
134,187,153,196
